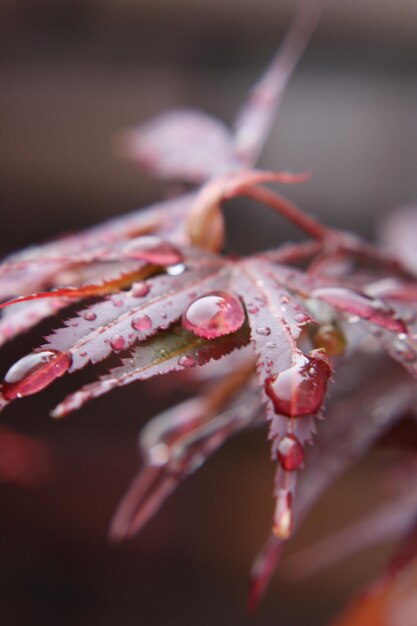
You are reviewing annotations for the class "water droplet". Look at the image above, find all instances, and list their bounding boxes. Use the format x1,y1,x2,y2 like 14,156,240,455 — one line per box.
112,298,124,308
83,311,97,321
256,326,271,336
2,350,72,401
392,337,416,362
294,312,310,325
265,342,276,350
122,236,182,266
265,351,331,417
312,323,346,356
182,291,245,339
110,334,125,351
131,282,150,298
148,442,170,466
178,355,196,368
247,305,259,314
273,489,293,539
166,263,185,276
131,313,152,331
277,435,304,471
280,295,290,304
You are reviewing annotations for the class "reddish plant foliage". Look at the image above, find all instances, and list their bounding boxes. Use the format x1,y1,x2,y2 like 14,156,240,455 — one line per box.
1,2,417,620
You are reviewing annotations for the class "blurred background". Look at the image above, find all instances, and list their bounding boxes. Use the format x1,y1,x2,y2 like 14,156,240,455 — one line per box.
0,1,416,624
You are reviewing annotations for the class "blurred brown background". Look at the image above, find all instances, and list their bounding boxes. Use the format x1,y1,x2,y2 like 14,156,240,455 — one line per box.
0,1,416,625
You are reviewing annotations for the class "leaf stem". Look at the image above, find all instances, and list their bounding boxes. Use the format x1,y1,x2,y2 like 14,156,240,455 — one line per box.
242,184,330,241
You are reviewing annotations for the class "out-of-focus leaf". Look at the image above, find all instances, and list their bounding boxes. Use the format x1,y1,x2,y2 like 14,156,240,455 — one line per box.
119,109,239,182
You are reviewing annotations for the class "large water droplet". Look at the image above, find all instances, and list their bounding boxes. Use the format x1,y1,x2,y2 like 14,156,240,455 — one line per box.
110,334,125,351
312,323,346,356
182,291,245,339
122,236,182,266
277,435,304,471
2,350,72,401
265,351,331,417
131,313,152,331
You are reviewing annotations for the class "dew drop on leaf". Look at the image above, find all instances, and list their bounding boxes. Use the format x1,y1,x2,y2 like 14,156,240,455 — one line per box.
256,326,271,336
182,291,245,339
277,435,304,471
178,355,196,368
166,263,186,276
83,311,97,321
273,488,293,539
131,313,153,331
110,334,126,351
131,282,151,298
121,236,183,266
294,312,310,325
265,351,331,417
2,350,72,401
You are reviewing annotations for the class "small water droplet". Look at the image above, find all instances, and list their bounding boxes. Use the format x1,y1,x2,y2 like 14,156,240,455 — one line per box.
277,435,304,471
265,342,276,350
2,350,72,401
273,489,293,539
112,298,124,308
280,295,290,304
392,337,416,362
148,443,170,466
122,236,183,266
256,326,271,336
294,312,310,325
131,313,152,331
182,291,245,339
247,305,259,314
265,351,331,417
166,263,186,276
178,355,196,368
110,335,125,351
131,282,150,298
83,311,97,321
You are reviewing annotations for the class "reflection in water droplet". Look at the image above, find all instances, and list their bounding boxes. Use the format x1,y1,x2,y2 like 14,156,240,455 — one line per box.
182,291,245,339
122,236,183,266
131,313,152,331
110,335,125,351
3,350,72,401
265,351,331,417
277,435,304,471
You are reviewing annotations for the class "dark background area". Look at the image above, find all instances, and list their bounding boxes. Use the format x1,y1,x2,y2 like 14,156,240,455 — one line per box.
0,1,416,624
